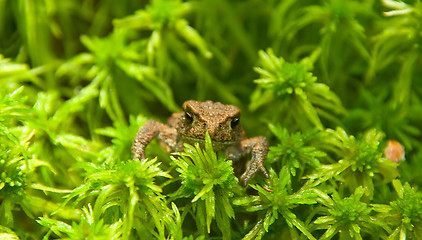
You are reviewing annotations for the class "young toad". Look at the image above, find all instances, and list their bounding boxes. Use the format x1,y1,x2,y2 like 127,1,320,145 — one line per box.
132,100,269,185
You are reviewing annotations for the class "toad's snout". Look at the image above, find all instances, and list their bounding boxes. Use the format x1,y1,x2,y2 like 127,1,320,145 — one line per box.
204,122,232,142
205,122,218,139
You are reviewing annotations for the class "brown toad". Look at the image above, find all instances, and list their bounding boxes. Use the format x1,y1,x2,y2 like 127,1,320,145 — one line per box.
132,100,269,185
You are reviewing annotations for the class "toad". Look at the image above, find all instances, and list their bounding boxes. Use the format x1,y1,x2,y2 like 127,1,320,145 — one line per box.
132,100,269,185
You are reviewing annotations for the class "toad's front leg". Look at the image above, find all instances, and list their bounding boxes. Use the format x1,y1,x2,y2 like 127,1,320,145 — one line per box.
132,120,177,160
238,136,270,186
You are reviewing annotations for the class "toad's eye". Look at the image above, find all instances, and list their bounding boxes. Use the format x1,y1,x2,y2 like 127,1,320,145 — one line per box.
184,111,193,123
231,117,240,128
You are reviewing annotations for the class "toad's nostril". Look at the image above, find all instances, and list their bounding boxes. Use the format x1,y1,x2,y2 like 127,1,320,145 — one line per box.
203,122,207,127
218,123,222,128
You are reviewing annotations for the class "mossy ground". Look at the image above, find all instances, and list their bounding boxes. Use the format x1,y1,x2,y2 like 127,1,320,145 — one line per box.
1,0,422,239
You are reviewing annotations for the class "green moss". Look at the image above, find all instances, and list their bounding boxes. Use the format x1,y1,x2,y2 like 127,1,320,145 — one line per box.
1,0,422,239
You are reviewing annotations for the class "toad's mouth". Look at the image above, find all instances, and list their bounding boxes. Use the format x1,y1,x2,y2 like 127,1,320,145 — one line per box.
179,134,237,149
